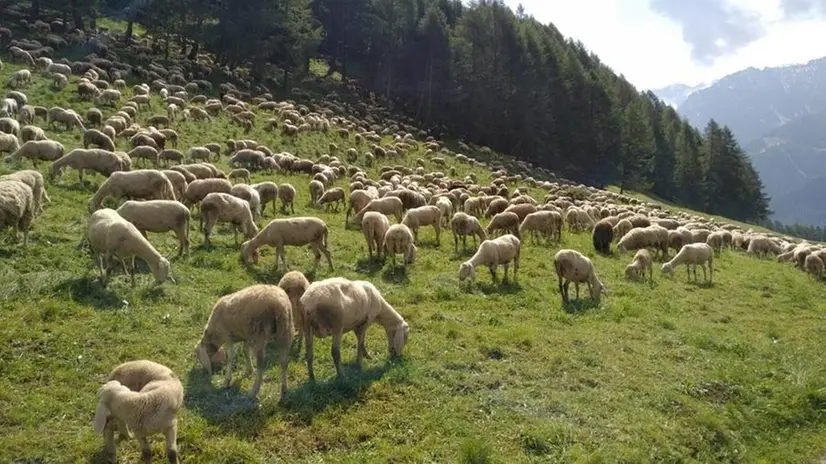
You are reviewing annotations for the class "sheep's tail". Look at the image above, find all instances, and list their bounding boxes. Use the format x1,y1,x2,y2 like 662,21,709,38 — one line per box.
320,225,329,249
272,295,294,365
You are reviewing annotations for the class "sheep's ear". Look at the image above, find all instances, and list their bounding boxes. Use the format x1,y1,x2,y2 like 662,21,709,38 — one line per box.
92,398,109,434
196,345,212,374
168,275,177,285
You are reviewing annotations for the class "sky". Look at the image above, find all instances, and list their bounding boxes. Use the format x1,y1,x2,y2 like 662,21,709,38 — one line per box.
503,0,826,90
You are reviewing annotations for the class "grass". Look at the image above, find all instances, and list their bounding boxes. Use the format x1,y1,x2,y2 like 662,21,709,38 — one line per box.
1,53,826,464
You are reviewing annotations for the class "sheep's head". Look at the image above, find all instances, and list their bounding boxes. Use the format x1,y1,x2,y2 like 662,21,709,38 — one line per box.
387,321,409,358
405,244,417,265
154,257,172,285
240,241,259,265
458,262,475,282
661,262,674,276
194,342,219,374
92,380,128,434
624,264,636,281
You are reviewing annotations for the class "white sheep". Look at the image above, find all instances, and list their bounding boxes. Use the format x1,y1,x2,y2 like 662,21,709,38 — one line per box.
617,225,669,259
518,210,561,243
0,169,49,215
401,205,442,244
200,192,259,246
553,249,608,304
435,196,453,227
194,284,293,397
277,183,296,214
251,181,278,216
625,249,653,282
362,211,391,260
0,179,35,245
383,223,417,267
48,148,124,184
228,168,251,184
230,183,262,222
458,234,521,283
450,212,488,252
92,360,183,464
89,169,176,212
299,277,409,381
241,217,333,271
87,208,172,286
317,187,346,212
278,270,311,352
662,243,713,284
116,200,191,256
353,196,404,225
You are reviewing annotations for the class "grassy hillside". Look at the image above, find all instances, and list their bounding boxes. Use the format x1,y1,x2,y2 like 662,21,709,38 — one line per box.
1,57,826,464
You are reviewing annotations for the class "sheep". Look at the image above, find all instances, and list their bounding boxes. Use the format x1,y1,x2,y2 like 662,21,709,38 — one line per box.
804,253,824,280
592,218,614,254
451,212,488,252
0,180,35,245
0,169,49,215
182,178,232,209
230,183,262,223
87,208,172,286
277,183,296,214
19,125,46,143
362,211,390,260
435,196,454,227
89,170,176,212
485,211,520,239
661,243,713,284
0,132,20,155
747,236,782,258
308,179,324,205
300,277,409,381
116,200,191,256
7,139,64,166
625,249,653,282
518,210,561,244
159,149,184,166
228,168,251,184
82,128,116,151
200,192,259,246
48,148,124,184
92,360,183,464
458,234,521,283
383,223,417,268
278,271,311,352
617,225,669,259
553,249,608,305
353,196,404,225
47,107,85,131
317,187,346,212
0,116,20,135
194,285,293,398
241,217,333,271
251,181,278,216
706,231,726,254
400,205,442,244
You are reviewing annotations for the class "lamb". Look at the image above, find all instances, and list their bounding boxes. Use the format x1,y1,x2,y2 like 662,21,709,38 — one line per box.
278,271,311,351
353,196,404,225
401,205,442,244
553,249,608,305
251,181,278,216
592,218,614,254
194,284,293,398
362,211,391,260
617,225,669,259
383,223,417,267
86,208,172,286
89,170,176,212
451,212,488,252
116,200,191,256
458,234,521,283
277,183,296,214
48,148,124,184
7,139,64,166
0,132,20,155
0,169,49,215
0,180,35,245
200,192,259,246
82,128,116,151
230,183,262,222
317,187,346,212
240,217,333,271
661,243,713,284
485,211,520,238
182,178,232,209
518,210,561,244
300,277,409,381
228,168,251,184
92,360,183,464
625,249,653,282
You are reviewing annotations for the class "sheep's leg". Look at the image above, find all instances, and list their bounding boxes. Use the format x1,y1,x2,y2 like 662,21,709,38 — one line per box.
305,328,316,382
137,434,152,463
355,323,370,367
575,282,580,300
243,343,254,376
233,225,239,246
489,265,497,282
331,332,343,377
700,264,707,283
434,225,440,244
222,343,235,388
559,278,568,304
453,234,458,253
277,245,287,270
502,263,510,283
102,418,117,459
249,348,265,397
164,423,179,464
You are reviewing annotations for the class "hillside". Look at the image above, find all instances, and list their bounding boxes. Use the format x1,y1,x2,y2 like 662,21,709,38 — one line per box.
0,16,825,464
648,82,707,108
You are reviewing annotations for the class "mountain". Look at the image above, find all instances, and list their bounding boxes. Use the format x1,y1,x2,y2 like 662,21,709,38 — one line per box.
649,83,706,108
678,57,826,145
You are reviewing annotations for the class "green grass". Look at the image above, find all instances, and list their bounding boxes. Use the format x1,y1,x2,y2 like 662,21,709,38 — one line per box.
1,57,826,464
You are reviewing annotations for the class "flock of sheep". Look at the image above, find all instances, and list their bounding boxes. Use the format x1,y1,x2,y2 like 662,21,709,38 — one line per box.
0,15,820,463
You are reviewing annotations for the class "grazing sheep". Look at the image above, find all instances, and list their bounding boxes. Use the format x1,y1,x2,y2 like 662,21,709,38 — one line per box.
194,285,293,398
47,148,126,183
0,180,35,245
309,179,324,205
300,277,409,381
451,212,488,252
317,187,346,212
362,211,390,260
706,231,726,253
747,236,782,258
401,205,442,244
8,139,64,166
277,183,296,214
804,254,824,280
662,243,713,284
278,271,311,351
0,169,49,215
159,149,184,166
92,360,183,464
592,218,614,254
230,183,262,223
116,200,191,256
625,249,653,282
617,225,669,259
383,223,417,268
0,132,20,155
241,217,333,271
82,128,116,151
518,210,561,244
353,196,404,225
458,234,521,283
87,208,172,286
485,211,520,238
182,178,232,209
228,168,251,184
200,192,259,246
89,170,176,212
251,181,278,216
553,249,608,304
20,124,46,142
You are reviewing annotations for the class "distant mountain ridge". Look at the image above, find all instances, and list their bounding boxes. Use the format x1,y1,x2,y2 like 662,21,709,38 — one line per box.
652,57,826,227
649,83,707,108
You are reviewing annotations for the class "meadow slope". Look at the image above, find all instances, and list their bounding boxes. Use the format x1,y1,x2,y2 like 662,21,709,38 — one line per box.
0,59,826,464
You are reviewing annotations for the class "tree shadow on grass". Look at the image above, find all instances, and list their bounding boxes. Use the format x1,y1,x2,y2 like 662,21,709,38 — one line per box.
183,368,268,438
54,277,123,310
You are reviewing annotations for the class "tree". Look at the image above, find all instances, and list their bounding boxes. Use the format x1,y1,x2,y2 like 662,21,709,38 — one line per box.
617,99,655,193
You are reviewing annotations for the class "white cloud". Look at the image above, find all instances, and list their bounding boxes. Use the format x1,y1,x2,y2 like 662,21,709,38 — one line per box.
503,0,826,90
